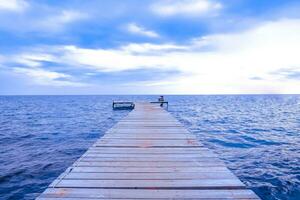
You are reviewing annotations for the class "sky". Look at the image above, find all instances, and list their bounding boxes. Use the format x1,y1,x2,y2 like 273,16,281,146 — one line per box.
0,0,300,95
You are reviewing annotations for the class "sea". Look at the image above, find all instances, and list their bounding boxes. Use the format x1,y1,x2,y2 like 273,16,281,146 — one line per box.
0,95,299,200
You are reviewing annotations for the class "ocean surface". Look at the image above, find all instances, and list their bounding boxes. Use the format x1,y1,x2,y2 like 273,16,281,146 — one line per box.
0,95,299,200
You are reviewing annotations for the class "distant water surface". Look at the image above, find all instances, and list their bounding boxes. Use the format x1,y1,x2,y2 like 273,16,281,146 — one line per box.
0,95,299,200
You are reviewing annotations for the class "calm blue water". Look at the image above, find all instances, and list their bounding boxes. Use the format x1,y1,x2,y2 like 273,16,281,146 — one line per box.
0,95,299,200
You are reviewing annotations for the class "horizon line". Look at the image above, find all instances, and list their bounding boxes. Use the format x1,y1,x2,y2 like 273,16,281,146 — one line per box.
1,94,300,96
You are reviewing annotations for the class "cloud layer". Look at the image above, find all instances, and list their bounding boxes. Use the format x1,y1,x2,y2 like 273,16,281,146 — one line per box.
1,0,300,94
151,0,222,17
0,0,28,12
126,23,159,38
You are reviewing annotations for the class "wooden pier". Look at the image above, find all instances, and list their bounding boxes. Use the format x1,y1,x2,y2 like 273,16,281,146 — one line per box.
37,103,260,199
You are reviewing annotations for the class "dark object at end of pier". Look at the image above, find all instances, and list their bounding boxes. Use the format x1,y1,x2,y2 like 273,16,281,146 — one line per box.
150,101,168,109
113,101,135,110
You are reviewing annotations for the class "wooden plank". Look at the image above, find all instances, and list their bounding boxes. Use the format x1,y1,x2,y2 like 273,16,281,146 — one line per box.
38,188,260,199
55,179,245,189
63,172,237,180
103,133,196,139
87,147,209,153
83,153,217,158
37,197,260,200
85,151,209,155
71,166,231,173
73,161,225,167
114,126,183,128
85,151,212,155
117,121,182,124
107,129,190,134
96,138,200,142
94,139,200,147
79,156,221,162
95,138,199,143
38,198,258,200
120,120,179,122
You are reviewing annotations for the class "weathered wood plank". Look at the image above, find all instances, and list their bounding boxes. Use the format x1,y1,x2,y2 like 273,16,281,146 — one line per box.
87,147,209,153
55,179,245,189
113,126,185,129
73,161,225,167
117,122,182,124
63,172,237,180
102,134,196,139
107,129,190,134
38,188,260,199
79,156,221,162
38,198,258,200
94,139,200,147
71,166,231,173
83,153,217,158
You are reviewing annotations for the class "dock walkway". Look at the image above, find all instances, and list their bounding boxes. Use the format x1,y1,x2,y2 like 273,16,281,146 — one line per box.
37,103,260,199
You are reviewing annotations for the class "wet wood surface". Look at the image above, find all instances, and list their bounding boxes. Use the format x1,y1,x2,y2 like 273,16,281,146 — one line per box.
37,102,260,199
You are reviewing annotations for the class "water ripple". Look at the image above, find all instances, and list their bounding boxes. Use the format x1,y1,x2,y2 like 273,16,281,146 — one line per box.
168,95,300,200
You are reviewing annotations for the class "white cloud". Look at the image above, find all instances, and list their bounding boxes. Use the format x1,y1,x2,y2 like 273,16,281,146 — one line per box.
151,0,222,17
0,0,28,12
120,43,188,54
51,10,87,24
37,10,88,31
126,23,159,38
13,67,86,87
13,53,56,67
0,8,88,33
59,45,161,72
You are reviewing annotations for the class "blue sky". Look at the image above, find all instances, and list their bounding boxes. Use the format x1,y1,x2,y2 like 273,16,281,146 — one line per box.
0,0,300,94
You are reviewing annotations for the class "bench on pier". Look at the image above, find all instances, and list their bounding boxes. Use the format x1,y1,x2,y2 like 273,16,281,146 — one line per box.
112,101,135,110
